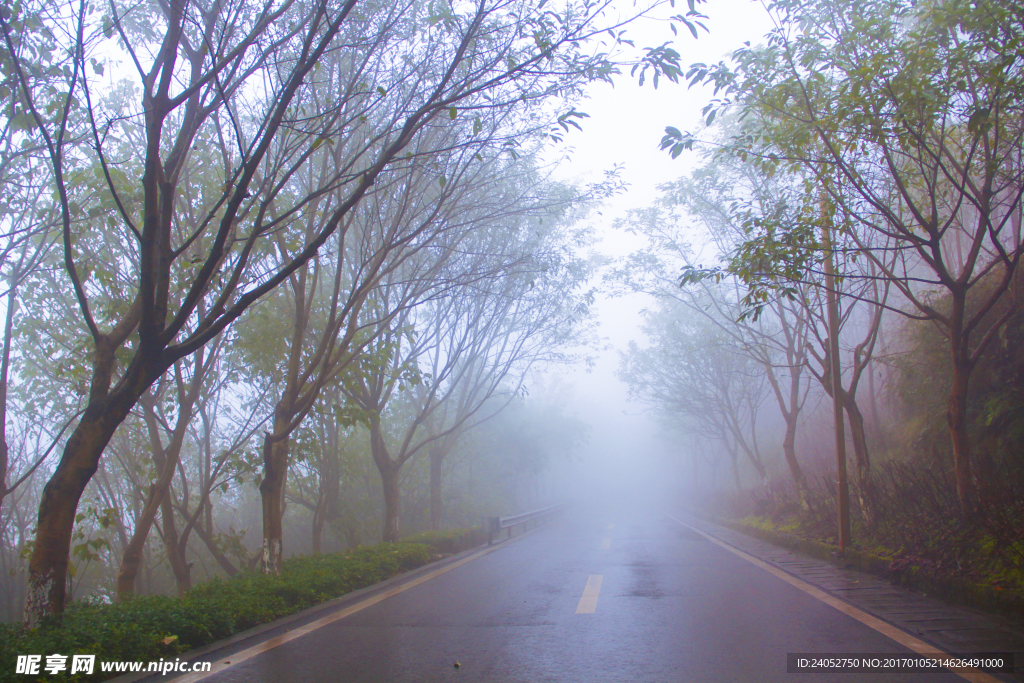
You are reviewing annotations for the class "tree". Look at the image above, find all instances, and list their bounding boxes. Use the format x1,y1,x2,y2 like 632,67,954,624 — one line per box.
0,6,61,507
615,155,814,502
114,338,219,598
286,385,347,554
678,149,894,520
620,302,771,491
339,172,595,541
2,0,681,622
672,0,1024,512
415,221,594,529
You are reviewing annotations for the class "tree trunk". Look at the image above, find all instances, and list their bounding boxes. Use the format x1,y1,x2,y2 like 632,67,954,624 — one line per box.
728,447,742,492
0,283,16,509
366,413,401,543
160,490,191,596
429,447,444,531
190,519,238,577
381,463,400,543
947,355,976,513
342,516,361,550
823,220,851,549
259,429,290,575
115,482,162,598
312,431,340,553
23,387,140,626
867,361,883,436
781,417,810,510
312,504,324,555
117,380,200,600
842,393,874,526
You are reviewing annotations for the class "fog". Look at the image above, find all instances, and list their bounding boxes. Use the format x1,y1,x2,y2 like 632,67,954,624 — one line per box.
531,0,774,511
3,0,1022,657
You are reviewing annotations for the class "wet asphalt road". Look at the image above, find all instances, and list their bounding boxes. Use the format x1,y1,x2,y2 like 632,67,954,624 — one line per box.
197,507,966,683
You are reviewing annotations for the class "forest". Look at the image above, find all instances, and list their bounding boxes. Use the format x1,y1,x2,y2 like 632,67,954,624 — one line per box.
617,0,1024,610
0,0,1021,666
0,0,702,630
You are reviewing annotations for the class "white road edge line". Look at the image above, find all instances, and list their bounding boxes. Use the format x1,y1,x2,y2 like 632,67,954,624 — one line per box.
667,514,1004,683
172,543,503,683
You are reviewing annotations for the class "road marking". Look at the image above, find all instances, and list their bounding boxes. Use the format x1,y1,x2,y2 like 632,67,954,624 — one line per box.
600,538,611,550
667,515,1003,683
576,574,603,614
172,544,504,682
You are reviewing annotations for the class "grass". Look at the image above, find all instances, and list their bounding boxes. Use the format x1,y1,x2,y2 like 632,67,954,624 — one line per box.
0,529,486,683
708,462,1024,616
402,526,487,554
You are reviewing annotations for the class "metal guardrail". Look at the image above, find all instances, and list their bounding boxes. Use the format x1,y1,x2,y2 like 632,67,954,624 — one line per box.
482,503,568,545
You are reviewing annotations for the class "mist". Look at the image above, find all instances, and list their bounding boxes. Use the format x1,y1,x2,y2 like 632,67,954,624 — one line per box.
2,0,1023,679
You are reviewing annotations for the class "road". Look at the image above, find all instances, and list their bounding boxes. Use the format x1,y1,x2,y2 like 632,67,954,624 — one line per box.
175,506,978,682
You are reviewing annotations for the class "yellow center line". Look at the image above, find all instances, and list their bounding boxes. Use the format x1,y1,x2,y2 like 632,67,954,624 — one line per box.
667,515,1003,683
599,538,611,550
575,574,603,614
172,544,503,682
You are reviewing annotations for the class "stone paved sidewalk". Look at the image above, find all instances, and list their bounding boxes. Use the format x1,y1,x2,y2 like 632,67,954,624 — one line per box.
673,512,1024,682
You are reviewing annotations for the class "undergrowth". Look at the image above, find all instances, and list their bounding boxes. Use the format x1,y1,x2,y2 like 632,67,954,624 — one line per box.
0,539,462,682
402,526,486,554
743,460,1024,595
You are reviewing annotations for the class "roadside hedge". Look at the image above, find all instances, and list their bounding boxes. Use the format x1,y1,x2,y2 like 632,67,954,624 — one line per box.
402,526,486,554
0,542,436,682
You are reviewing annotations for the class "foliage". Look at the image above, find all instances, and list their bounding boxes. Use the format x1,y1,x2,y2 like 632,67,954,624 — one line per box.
618,293,775,488
655,0,1024,514
746,459,1024,596
402,527,486,554
4,0,704,621
893,272,1024,480
669,0,1024,326
0,542,435,682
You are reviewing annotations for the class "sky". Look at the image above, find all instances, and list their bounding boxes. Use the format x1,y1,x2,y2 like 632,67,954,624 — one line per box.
543,0,775,502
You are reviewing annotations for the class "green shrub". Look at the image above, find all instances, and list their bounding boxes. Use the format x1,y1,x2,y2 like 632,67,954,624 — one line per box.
0,543,432,682
402,527,486,554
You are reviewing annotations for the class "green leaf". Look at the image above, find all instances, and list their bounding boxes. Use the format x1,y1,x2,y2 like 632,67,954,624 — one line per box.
10,112,36,131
